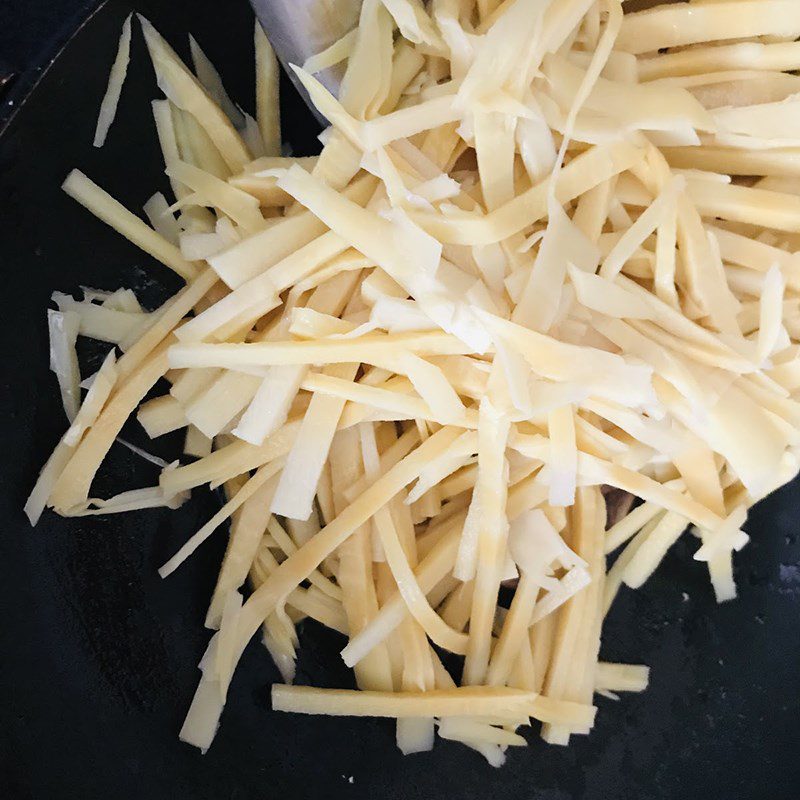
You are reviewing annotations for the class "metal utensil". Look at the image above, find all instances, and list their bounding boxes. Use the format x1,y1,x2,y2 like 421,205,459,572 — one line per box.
249,0,671,122
249,0,361,121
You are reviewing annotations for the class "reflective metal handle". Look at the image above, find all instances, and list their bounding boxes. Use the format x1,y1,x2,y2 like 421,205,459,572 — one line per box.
249,0,361,120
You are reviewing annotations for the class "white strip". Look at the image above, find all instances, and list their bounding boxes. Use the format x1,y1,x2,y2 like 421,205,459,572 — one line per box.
93,15,132,147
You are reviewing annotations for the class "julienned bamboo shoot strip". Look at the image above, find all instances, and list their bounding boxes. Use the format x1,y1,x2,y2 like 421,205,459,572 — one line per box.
62,170,197,281
93,15,132,148
28,3,800,767
271,685,596,727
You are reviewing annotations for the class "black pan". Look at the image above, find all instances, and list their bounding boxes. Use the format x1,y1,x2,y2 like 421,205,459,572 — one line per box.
1,2,799,798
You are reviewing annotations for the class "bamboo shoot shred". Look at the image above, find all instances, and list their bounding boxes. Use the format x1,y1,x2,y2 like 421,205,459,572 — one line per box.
26,2,800,765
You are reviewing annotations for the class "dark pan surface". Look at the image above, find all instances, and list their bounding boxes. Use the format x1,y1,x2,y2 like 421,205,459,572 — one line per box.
1,2,799,798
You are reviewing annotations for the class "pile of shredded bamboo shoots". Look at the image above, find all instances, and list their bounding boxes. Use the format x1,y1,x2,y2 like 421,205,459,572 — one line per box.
27,0,800,765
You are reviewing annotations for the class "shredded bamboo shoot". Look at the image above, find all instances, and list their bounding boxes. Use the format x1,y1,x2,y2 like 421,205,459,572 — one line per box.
27,2,800,768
